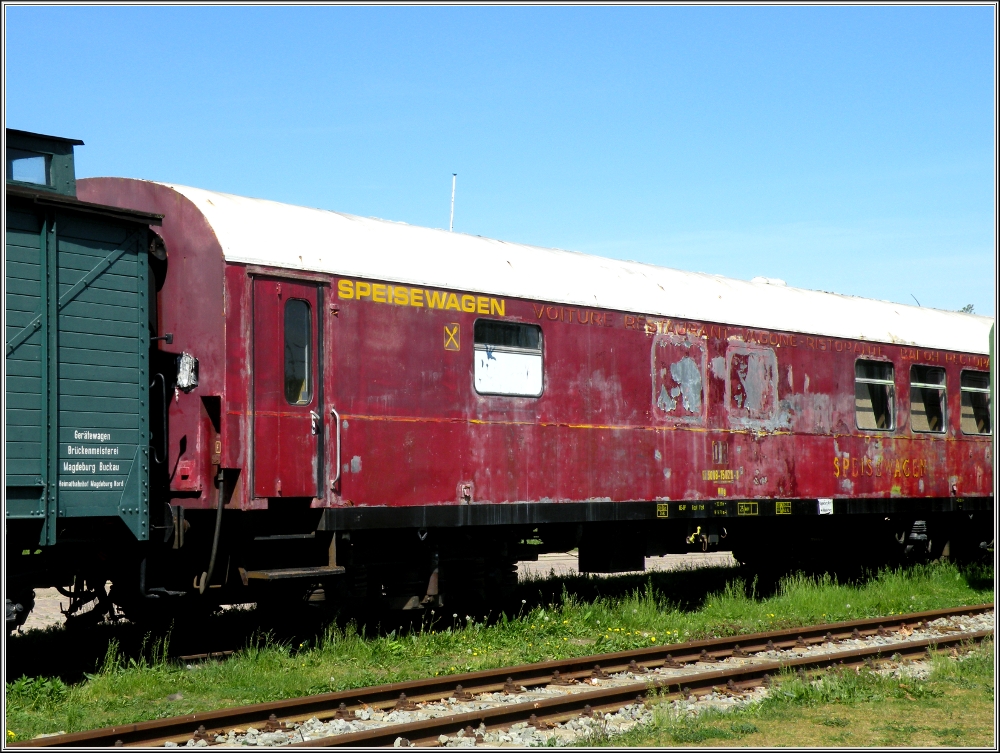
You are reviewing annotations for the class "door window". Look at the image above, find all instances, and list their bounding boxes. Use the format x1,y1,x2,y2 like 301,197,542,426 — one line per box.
284,298,312,404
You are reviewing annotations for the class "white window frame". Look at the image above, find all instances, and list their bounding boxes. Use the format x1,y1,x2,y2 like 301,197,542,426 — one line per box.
473,320,544,398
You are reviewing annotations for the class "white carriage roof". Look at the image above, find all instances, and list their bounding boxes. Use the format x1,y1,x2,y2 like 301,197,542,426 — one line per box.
165,182,992,355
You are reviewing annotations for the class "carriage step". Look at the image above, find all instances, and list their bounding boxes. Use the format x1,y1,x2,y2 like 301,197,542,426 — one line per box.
244,566,345,581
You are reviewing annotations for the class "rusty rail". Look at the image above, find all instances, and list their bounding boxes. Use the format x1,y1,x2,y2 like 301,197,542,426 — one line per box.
296,629,993,747
13,603,992,748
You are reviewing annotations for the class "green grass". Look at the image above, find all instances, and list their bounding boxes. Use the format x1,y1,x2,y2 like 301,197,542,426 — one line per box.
588,640,995,747
5,560,992,742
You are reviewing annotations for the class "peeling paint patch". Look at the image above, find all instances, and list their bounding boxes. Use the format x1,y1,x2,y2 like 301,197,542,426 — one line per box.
670,357,703,413
726,344,778,428
657,384,676,413
654,449,662,461
782,391,834,434
653,335,706,422
710,356,726,380
350,455,362,474
663,468,671,479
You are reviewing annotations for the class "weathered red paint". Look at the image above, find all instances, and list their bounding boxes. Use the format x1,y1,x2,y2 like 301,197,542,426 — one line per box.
77,179,993,517
251,277,321,499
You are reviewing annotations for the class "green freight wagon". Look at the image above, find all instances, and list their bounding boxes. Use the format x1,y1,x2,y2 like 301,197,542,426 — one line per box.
5,129,161,630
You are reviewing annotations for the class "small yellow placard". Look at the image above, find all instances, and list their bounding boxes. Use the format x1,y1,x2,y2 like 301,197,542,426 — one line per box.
775,501,792,515
737,502,759,516
656,503,669,519
444,323,460,351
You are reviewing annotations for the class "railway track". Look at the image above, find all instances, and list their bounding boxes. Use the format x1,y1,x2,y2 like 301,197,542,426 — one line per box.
15,604,993,748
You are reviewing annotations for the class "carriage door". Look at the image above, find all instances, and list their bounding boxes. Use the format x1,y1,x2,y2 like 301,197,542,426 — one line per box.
252,278,322,499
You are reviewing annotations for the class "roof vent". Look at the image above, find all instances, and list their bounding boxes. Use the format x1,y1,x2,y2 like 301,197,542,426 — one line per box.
751,277,786,286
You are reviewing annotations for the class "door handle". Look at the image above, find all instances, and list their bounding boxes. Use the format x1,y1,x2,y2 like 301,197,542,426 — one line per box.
330,407,341,490
310,410,320,435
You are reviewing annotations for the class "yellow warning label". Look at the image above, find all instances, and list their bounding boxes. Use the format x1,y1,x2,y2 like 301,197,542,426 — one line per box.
656,503,669,519
737,502,759,516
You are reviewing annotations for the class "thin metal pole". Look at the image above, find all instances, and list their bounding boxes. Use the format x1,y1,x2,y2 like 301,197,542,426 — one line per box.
449,174,456,232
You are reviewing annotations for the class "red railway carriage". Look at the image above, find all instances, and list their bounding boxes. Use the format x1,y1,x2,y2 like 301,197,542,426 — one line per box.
76,178,994,610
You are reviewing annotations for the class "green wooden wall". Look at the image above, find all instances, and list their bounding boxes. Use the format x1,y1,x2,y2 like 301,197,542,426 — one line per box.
5,206,150,544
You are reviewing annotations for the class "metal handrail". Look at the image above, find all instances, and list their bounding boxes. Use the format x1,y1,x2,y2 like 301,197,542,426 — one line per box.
330,406,341,490
150,373,168,465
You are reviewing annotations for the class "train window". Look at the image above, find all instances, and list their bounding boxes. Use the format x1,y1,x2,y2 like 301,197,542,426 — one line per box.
960,370,991,435
726,345,777,422
5,148,50,186
855,360,894,430
473,320,543,397
909,365,946,433
653,335,706,422
284,299,312,405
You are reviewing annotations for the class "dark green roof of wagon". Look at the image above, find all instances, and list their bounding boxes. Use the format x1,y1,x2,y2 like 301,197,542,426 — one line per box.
6,184,163,225
6,128,85,145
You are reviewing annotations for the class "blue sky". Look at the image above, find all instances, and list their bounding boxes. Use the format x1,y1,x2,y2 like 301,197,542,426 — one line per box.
5,6,996,316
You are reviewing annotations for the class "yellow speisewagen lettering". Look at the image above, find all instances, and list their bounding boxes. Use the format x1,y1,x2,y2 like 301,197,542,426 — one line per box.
336,279,505,316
